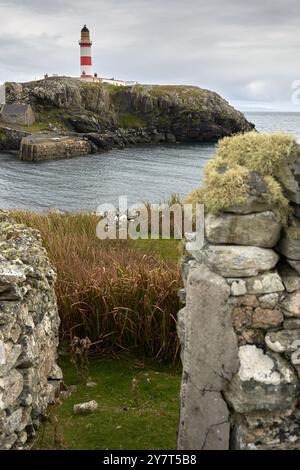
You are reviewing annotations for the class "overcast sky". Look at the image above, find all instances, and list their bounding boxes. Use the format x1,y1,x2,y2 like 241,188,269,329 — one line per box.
0,0,299,111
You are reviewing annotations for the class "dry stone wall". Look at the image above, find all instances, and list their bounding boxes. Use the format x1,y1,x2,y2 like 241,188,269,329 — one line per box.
0,211,61,449
178,167,300,450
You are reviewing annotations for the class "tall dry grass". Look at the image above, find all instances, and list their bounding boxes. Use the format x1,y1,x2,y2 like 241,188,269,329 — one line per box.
12,211,182,363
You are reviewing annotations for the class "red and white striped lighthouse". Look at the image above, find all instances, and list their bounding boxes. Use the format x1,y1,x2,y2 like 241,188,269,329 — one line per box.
79,25,93,78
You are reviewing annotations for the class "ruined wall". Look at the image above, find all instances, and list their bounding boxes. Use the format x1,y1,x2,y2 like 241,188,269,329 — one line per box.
0,211,61,449
178,170,300,450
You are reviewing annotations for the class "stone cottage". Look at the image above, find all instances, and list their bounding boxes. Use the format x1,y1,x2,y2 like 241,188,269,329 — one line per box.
0,103,35,126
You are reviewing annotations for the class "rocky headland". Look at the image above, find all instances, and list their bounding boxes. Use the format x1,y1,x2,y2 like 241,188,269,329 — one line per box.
0,77,254,160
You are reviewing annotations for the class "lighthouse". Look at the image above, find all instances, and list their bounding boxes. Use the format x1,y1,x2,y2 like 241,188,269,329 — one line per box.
79,25,93,78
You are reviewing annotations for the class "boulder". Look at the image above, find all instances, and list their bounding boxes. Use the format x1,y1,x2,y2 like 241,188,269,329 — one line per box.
205,211,281,248
73,400,98,415
265,330,300,353
192,245,279,278
224,345,298,413
67,114,101,133
281,291,300,318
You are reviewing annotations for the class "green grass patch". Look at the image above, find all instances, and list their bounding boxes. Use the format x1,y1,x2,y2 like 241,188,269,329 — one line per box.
0,129,8,141
34,356,181,450
133,239,181,263
118,113,146,129
20,109,70,133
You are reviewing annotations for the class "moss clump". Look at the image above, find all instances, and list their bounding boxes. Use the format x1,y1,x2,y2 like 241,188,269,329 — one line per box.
0,129,7,141
263,176,290,225
185,131,294,224
185,163,251,212
118,113,146,129
214,131,295,176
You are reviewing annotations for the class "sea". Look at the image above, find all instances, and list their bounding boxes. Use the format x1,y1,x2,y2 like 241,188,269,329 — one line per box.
0,112,299,212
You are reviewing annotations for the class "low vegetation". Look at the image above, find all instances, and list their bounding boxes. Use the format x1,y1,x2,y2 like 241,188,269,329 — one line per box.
20,109,70,133
118,113,146,129
34,356,181,450
185,131,295,224
12,211,182,364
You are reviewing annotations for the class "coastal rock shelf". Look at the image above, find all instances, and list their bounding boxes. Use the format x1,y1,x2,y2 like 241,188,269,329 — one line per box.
0,77,255,160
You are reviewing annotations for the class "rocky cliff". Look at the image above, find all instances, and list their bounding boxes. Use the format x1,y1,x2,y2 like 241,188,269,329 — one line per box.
5,77,254,145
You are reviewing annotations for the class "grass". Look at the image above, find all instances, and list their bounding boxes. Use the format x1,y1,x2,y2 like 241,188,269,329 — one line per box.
0,129,8,141
11,211,182,363
20,110,70,133
34,356,181,450
118,113,146,129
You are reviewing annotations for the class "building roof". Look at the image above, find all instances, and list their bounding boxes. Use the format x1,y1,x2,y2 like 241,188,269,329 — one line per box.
1,103,31,115
81,25,89,32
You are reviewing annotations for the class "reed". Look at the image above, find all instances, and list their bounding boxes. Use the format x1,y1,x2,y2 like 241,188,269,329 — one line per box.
12,211,182,363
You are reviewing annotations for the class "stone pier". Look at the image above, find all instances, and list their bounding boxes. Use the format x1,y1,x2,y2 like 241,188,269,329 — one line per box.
20,134,91,161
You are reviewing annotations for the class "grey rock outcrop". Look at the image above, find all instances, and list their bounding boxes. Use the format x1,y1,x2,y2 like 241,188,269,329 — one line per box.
5,77,254,144
73,400,98,415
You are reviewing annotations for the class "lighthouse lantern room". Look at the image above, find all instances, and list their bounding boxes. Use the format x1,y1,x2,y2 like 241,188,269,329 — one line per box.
79,25,93,78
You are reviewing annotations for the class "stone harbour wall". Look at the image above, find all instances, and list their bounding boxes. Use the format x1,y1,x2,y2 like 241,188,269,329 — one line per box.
178,168,300,449
0,211,61,449
20,134,92,161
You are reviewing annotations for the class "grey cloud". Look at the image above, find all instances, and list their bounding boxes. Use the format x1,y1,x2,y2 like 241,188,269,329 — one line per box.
0,0,299,111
